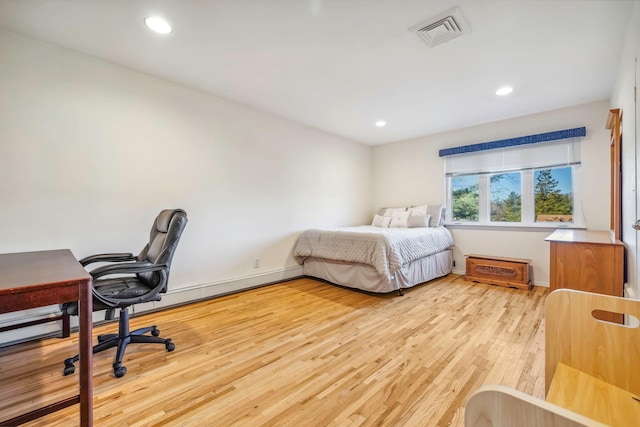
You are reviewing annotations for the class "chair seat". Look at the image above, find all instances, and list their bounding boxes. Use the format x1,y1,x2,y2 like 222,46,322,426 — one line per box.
63,277,162,315
96,277,157,299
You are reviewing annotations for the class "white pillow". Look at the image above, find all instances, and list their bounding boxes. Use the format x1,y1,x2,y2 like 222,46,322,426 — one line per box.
389,211,410,227
408,205,428,216
372,214,391,227
427,204,444,226
382,207,407,217
408,214,431,228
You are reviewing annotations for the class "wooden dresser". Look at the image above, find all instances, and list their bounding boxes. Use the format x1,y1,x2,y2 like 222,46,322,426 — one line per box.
545,229,623,296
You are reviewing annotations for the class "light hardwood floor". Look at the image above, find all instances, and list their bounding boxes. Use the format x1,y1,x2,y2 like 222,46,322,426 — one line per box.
0,275,548,426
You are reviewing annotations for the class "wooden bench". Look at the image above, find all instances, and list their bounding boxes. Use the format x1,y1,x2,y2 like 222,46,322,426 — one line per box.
464,254,532,290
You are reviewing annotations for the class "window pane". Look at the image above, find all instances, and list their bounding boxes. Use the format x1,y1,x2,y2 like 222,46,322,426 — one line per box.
451,175,479,221
534,167,573,222
490,172,521,222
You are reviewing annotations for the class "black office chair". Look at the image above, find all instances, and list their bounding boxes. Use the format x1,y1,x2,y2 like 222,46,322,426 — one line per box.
62,209,188,378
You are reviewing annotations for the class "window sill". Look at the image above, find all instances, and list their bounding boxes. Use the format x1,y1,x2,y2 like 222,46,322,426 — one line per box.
444,222,587,232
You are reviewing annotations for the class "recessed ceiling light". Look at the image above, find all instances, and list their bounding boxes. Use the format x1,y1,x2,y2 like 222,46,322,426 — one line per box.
375,121,386,127
145,17,172,34
496,86,513,96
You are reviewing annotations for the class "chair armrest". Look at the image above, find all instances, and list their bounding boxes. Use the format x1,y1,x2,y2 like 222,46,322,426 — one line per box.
89,261,166,280
79,252,135,266
465,384,606,427
90,263,168,308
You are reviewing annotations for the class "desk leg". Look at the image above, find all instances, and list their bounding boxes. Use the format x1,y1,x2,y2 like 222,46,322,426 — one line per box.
78,281,93,426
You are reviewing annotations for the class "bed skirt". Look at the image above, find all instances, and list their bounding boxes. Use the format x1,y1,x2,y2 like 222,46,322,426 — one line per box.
302,249,453,294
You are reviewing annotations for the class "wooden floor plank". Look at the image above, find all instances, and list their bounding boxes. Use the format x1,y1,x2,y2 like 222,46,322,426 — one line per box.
0,275,548,426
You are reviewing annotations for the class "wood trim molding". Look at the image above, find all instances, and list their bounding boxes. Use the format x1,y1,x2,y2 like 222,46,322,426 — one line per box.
606,108,622,240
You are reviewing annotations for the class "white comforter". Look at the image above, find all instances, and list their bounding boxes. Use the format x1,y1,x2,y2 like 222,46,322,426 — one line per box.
294,226,454,281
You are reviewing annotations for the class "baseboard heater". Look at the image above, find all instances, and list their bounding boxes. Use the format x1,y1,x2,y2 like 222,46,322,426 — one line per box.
464,254,532,290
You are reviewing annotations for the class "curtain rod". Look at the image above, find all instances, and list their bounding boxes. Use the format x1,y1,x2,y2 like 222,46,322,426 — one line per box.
438,127,586,158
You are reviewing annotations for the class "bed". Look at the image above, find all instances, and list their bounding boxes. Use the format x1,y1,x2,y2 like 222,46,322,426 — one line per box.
294,205,454,294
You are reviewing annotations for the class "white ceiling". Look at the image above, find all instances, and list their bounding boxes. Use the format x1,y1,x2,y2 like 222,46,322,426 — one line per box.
0,0,635,145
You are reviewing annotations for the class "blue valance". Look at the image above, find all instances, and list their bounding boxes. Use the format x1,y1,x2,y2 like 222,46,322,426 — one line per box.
438,127,586,157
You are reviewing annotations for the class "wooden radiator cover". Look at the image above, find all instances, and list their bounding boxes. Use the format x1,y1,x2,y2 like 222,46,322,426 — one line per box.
464,254,532,290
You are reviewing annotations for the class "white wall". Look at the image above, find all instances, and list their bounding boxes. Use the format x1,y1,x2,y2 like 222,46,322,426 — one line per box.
0,30,372,338
611,1,640,299
372,100,612,286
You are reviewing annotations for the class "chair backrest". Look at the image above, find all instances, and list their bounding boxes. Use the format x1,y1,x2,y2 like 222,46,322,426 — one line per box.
137,209,188,291
545,289,640,396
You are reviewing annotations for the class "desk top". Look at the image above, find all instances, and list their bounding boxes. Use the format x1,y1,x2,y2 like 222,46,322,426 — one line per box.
0,249,90,292
545,229,623,245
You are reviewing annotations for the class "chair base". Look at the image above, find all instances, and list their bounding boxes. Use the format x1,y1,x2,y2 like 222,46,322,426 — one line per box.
63,307,175,378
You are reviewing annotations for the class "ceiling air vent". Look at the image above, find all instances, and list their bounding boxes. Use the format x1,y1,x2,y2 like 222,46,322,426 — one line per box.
410,6,470,48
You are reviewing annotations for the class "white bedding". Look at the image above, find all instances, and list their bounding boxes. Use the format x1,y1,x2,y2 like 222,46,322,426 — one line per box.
302,249,453,293
294,225,454,283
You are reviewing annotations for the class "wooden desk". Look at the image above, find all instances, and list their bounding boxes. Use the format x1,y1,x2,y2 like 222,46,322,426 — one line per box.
0,250,92,426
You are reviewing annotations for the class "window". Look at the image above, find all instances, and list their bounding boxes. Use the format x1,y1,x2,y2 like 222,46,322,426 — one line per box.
441,128,584,227
448,166,579,226
490,172,521,222
451,175,478,221
534,167,573,223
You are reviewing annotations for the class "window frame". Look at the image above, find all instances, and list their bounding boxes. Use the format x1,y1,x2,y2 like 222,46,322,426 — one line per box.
489,170,523,223
445,165,583,228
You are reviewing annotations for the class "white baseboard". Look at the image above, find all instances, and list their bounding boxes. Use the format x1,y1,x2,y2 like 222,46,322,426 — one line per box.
0,266,303,346
132,266,303,313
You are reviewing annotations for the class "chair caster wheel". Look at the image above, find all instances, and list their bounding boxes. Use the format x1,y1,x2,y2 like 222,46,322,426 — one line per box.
151,328,160,337
114,365,127,378
63,364,75,376
166,341,175,352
